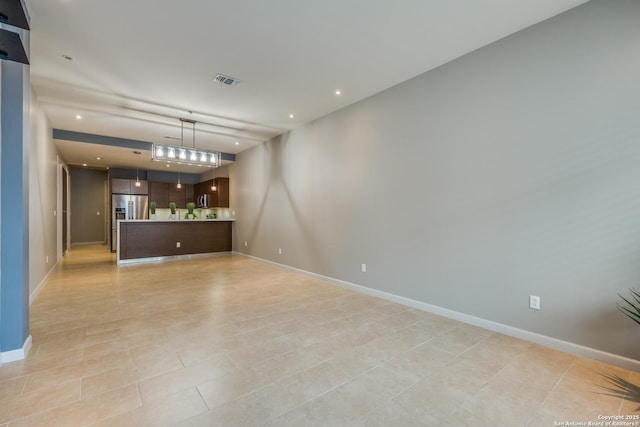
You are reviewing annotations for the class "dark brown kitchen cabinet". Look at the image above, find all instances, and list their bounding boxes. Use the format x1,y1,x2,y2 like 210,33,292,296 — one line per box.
148,182,192,208
195,181,210,202
214,177,229,208
111,178,148,195
111,178,130,194
185,184,195,205
149,182,169,207
194,178,228,207
130,180,148,195
168,184,186,208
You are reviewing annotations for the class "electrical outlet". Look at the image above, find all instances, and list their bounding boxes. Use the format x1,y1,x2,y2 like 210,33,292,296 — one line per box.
529,295,541,310
244,241,248,247
176,242,181,248
361,263,367,273
278,248,282,255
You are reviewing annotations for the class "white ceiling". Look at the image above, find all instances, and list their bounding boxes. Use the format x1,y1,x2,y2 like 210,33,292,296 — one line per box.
26,0,589,174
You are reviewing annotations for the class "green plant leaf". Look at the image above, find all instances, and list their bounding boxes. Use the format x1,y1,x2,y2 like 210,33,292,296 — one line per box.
618,289,640,325
618,305,640,325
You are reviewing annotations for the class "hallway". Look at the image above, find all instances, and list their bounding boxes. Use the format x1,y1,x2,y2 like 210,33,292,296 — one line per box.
0,245,638,426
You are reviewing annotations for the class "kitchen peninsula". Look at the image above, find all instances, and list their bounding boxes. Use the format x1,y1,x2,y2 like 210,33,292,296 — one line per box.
111,174,233,262
117,218,234,264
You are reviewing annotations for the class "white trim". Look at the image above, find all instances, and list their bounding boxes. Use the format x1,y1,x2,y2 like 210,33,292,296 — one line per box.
70,241,105,246
235,252,640,372
1,335,32,363
29,261,57,305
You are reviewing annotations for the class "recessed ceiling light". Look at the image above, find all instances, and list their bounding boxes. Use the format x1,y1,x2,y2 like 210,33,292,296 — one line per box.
96,157,101,160
166,164,170,168
335,90,341,95
82,163,87,167
289,114,294,119
235,142,240,145
76,115,82,119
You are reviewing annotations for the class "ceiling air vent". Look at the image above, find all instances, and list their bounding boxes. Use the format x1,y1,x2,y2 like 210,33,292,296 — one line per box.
213,73,244,87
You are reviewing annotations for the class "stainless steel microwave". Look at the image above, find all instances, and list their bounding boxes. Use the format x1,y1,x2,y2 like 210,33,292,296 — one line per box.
197,194,209,208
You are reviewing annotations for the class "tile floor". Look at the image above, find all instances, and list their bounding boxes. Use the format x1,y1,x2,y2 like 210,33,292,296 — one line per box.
0,245,639,426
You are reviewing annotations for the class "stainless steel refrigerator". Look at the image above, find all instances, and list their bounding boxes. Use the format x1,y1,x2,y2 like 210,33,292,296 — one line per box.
111,194,148,251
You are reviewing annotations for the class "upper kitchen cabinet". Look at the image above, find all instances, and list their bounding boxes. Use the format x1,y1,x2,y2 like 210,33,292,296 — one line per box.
213,178,229,208
111,178,148,195
148,182,193,208
195,180,212,202
195,178,229,207
111,178,129,194
168,184,186,208
149,182,169,207
131,180,148,195
169,183,193,209
185,184,195,205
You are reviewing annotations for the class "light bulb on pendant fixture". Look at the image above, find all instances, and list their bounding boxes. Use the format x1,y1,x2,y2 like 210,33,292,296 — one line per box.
151,116,222,169
134,151,142,187
177,172,182,189
211,182,217,191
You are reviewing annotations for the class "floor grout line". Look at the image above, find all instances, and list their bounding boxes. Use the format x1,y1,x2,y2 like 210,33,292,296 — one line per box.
5,245,638,426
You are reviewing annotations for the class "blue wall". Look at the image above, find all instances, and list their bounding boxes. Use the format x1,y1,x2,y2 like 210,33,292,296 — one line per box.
1,59,30,355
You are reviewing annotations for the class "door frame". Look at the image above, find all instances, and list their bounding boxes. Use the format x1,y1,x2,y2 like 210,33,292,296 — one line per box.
57,158,70,260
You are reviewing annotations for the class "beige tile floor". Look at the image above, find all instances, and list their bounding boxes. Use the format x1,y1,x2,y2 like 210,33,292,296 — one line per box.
1,244,639,426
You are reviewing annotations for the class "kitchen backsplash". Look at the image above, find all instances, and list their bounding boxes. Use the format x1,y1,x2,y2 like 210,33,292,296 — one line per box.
151,207,235,220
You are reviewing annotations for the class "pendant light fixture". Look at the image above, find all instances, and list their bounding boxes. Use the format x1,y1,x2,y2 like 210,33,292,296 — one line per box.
177,121,184,189
152,117,222,168
134,151,142,187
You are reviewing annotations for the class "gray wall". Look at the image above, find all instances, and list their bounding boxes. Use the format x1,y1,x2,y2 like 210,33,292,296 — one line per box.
70,167,107,244
231,0,640,360
28,90,59,296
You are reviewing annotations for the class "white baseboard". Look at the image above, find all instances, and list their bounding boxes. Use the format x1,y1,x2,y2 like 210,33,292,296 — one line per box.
71,241,106,246
234,252,640,372
30,261,58,306
1,335,32,364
